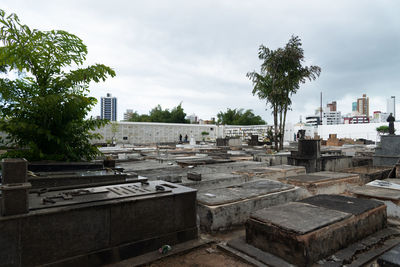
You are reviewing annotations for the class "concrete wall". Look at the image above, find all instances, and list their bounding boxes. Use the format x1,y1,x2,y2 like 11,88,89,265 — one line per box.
317,122,400,141
93,122,221,144
93,122,272,145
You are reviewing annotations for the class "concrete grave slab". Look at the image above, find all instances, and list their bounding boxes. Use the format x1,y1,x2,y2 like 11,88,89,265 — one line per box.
245,195,387,266
378,243,400,267
249,202,350,235
279,171,360,195
197,180,304,232
351,181,400,219
225,227,400,267
182,173,251,192
341,166,392,184
299,194,383,216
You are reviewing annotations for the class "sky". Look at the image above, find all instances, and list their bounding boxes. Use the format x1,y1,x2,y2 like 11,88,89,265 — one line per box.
2,0,400,123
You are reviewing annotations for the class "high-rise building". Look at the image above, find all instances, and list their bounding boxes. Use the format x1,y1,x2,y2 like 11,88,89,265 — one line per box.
352,102,357,112
387,96,395,118
100,93,117,121
124,109,134,121
356,94,369,117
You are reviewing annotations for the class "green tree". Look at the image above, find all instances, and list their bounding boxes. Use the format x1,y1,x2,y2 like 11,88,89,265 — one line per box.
217,108,265,125
0,10,115,161
376,125,391,135
127,103,189,123
247,36,320,151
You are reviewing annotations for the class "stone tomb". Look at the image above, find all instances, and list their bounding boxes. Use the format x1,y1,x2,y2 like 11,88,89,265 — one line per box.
197,179,304,232
373,135,400,166
351,179,400,219
0,180,197,266
278,171,360,195
341,165,392,184
245,195,386,266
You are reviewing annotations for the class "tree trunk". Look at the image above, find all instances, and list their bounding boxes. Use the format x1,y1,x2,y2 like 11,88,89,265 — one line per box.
278,107,283,151
280,103,288,150
273,104,279,151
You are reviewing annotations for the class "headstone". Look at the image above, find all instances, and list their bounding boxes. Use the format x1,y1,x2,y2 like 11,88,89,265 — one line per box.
189,136,196,146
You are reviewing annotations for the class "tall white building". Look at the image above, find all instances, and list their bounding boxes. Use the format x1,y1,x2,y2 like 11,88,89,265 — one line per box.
100,93,117,121
322,107,342,125
387,96,395,118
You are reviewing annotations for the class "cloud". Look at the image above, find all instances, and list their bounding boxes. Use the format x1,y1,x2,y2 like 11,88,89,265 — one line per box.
2,0,400,122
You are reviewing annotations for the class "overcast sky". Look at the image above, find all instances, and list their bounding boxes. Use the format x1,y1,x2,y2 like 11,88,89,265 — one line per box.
3,0,400,123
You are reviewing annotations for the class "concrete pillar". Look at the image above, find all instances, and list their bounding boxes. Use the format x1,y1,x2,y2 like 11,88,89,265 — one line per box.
1,158,31,216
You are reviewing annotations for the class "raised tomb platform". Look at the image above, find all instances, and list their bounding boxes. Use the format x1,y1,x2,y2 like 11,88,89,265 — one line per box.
278,171,360,195
0,159,197,266
241,195,387,266
373,135,400,166
197,179,305,232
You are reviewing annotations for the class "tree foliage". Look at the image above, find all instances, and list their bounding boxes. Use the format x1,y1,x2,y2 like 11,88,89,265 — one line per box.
217,108,265,125
0,10,115,161
376,125,391,134
127,103,189,123
247,35,321,151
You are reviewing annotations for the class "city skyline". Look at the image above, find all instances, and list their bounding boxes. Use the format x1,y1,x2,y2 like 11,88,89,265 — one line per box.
3,1,400,123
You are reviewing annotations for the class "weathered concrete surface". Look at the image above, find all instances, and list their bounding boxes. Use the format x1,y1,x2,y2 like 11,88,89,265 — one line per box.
246,195,387,266
341,165,392,184
279,171,360,195
197,180,305,232
0,181,197,267
253,153,290,166
351,181,400,219
28,170,129,189
378,242,400,267
264,164,306,178
232,167,287,181
374,135,400,166
226,227,400,267
182,173,252,192
321,155,353,172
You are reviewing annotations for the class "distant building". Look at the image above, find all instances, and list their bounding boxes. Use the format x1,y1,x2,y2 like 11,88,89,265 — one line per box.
372,111,389,123
356,94,369,117
387,96,395,118
124,109,134,121
187,114,198,124
326,101,337,111
352,102,357,112
343,115,369,124
322,108,342,125
306,116,321,126
101,93,117,121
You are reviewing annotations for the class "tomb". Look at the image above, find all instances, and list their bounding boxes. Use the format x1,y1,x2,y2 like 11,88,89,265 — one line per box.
373,135,400,166
0,159,197,266
197,179,304,232
341,165,392,184
278,171,360,195
244,195,386,266
288,139,352,173
351,179,400,219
